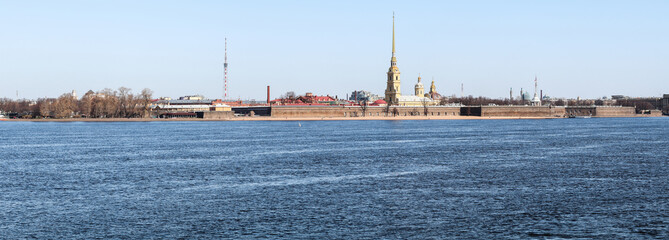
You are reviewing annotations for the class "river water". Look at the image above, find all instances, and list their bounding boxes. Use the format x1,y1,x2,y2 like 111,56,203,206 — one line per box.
1,118,668,239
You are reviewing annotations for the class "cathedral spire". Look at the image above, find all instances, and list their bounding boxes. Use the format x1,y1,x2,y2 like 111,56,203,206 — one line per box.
385,12,401,105
392,12,395,56
390,12,397,66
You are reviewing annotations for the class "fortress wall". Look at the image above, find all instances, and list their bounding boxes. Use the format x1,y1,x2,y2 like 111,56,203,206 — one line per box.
270,106,460,118
565,107,596,116
270,105,637,118
271,106,346,118
594,106,636,117
479,106,560,117
198,111,234,119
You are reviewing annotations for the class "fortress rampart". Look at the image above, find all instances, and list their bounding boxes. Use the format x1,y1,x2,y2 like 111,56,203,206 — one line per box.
270,106,461,118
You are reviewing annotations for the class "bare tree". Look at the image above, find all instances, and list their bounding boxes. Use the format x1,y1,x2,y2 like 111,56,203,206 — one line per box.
78,90,95,117
554,99,565,106
118,87,132,118
392,107,399,117
140,88,154,118
53,93,77,118
37,98,53,118
421,98,430,116
383,103,391,117
358,100,368,117
96,88,119,118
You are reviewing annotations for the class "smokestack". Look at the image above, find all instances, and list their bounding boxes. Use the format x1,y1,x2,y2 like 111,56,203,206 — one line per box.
267,86,270,104
540,90,543,99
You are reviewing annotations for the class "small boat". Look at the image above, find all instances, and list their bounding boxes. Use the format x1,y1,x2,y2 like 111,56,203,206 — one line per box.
569,114,591,119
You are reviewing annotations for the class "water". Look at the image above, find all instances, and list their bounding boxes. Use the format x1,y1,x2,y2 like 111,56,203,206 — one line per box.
1,118,668,239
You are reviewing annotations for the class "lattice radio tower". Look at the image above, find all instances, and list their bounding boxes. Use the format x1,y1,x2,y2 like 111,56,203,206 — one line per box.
224,37,228,99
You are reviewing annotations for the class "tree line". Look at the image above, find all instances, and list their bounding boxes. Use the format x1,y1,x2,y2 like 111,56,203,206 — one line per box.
0,87,153,118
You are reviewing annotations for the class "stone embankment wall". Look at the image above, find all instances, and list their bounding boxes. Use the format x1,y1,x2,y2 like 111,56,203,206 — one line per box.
565,107,595,117
271,106,461,118
593,106,636,117
565,106,635,117
197,111,234,119
461,106,565,117
481,106,564,117
270,105,639,118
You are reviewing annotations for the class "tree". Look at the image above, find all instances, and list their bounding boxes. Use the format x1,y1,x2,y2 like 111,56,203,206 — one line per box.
358,100,368,117
79,90,95,117
53,93,77,118
554,99,565,106
282,91,296,99
383,103,391,117
118,87,132,118
95,88,119,118
37,98,53,118
140,88,153,118
421,98,430,116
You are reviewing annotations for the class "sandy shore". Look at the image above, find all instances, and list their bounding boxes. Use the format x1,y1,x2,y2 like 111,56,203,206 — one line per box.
4,116,565,122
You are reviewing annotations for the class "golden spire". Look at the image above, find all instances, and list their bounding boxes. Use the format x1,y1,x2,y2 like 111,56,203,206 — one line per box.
390,12,397,66
392,12,395,55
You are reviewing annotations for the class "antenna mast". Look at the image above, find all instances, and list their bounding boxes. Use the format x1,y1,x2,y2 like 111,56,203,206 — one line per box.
224,38,228,99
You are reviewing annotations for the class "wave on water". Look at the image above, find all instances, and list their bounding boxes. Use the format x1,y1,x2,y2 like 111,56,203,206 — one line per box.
182,166,450,191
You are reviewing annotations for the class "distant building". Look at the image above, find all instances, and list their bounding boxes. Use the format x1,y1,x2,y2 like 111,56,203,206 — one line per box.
349,90,380,102
611,95,627,100
179,95,205,100
299,92,337,104
153,98,230,113
271,92,338,105
663,94,669,108
427,79,441,99
414,76,425,97
530,76,541,106
521,92,532,102
370,99,387,106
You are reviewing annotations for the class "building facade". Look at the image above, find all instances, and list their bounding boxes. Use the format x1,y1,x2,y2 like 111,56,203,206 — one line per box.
349,90,380,102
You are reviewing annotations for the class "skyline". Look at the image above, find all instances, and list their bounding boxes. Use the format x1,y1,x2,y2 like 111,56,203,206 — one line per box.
1,0,668,100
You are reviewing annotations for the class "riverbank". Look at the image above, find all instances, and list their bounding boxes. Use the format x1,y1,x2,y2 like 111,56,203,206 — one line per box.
5,115,662,122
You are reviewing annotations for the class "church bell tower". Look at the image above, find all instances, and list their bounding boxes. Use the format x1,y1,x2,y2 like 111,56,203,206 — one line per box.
385,13,401,105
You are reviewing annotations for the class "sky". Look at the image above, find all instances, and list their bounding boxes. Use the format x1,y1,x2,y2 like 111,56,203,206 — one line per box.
1,0,667,100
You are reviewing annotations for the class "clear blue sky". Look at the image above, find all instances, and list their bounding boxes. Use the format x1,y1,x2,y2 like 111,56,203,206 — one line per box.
1,0,667,100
